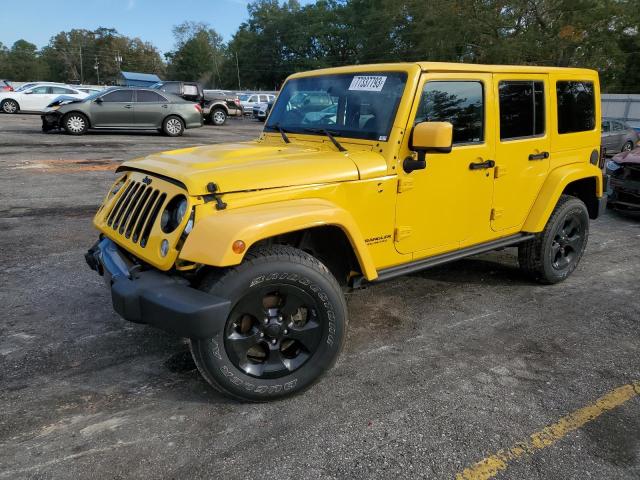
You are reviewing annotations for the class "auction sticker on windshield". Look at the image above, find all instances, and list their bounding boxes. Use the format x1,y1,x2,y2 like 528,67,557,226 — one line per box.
349,76,387,92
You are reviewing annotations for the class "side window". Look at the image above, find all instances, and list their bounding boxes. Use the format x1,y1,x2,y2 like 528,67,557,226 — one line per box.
415,81,484,145
30,86,50,94
498,81,545,140
602,121,610,133
259,95,268,102
613,121,623,131
556,81,595,134
101,90,134,103
249,95,258,102
137,90,165,103
51,87,76,94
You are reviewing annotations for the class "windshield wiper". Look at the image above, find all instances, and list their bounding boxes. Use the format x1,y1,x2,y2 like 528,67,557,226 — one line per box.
302,128,346,152
273,123,290,144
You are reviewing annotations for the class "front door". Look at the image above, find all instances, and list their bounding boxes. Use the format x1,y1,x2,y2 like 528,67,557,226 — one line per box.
21,86,54,111
395,73,496,257
491,74,551,232
90,89,134,127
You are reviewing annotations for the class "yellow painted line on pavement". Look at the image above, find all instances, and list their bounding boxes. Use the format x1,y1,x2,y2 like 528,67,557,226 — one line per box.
455,381,640,480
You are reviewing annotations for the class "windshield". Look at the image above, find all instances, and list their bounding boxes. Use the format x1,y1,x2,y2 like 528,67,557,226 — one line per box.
265,72,407,141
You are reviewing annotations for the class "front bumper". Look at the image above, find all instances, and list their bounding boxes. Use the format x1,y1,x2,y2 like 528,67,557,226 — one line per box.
86,237,230,338
41,111,62,130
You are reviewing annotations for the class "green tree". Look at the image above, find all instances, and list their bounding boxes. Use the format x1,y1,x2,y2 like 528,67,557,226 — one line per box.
2,40,48,81
166,22,225,86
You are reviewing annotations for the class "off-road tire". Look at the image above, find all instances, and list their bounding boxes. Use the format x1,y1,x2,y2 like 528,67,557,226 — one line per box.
62,112,89,135
211,108,227,126
162,115,185,136
190,245,348,402
518,194,589,284
1,99,19,114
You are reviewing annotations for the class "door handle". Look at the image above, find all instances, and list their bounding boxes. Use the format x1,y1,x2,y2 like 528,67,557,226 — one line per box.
124,104,132,109
529,151,549,161
162,104,168,108
469,159,495,170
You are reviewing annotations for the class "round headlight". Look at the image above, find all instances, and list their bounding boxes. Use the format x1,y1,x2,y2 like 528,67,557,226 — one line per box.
160,195,188,233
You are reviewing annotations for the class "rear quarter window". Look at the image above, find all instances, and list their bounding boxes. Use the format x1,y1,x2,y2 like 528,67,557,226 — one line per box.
556,81,595,134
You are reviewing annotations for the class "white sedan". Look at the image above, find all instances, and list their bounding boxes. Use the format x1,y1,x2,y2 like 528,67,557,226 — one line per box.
0,84,88,114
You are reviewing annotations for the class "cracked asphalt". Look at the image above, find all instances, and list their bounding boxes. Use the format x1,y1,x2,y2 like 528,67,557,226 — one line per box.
1,114,638,479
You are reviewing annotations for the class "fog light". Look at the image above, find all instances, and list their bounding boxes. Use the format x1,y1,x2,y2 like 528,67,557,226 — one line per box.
160,239,170,257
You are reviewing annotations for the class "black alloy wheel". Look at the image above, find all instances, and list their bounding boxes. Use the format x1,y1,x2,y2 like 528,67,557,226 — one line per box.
224,284,322,379
550,213,586,271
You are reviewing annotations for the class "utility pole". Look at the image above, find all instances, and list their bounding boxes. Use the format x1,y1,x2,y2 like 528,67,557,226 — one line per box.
235,51,241,91
79,45,84,84
115,51,123,73
94,56,100,85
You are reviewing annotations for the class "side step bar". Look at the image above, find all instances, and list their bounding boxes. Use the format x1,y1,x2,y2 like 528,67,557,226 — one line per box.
354,233,535,287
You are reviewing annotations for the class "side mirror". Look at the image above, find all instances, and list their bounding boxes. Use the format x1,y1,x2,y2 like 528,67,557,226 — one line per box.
404,121,453,173
24,90,33,95
94,97,103,104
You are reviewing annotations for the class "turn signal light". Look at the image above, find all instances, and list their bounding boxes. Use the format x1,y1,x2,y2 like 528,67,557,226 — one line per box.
232,240,246,254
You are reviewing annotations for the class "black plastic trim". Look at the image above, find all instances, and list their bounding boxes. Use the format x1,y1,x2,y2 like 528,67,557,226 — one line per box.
357,234,534,286
86,237,230,338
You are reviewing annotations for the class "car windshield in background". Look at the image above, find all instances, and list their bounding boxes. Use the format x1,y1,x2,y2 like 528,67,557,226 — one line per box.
265,72,408,141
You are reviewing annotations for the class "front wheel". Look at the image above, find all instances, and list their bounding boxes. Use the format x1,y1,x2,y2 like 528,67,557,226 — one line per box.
162,115,184,136
622,141,634,153
1,99,19,114
62,112,88,135
518,195,589,284
190,245,348,402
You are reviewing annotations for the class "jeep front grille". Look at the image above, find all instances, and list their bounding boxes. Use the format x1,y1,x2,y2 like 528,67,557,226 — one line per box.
106,180,167,248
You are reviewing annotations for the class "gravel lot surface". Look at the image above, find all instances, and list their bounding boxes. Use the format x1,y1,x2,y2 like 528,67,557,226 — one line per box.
1,114,638,479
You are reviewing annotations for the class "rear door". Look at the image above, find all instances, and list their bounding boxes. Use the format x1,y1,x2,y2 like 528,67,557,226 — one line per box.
491,74,550,232
134,90,169,127
90,89,134,127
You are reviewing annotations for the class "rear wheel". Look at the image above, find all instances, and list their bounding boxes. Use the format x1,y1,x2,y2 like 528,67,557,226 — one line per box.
1,99,19,114
162,115,184,136
190,245,348,402
211,108,227,126
62,112,88,135
518,195,589,284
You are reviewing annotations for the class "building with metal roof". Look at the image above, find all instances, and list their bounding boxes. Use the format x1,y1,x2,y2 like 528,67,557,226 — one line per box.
119,71,162,87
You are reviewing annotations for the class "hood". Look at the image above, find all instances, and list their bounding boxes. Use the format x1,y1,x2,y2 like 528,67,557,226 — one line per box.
612,147,640,166
47,95,84,108
119,141,388,195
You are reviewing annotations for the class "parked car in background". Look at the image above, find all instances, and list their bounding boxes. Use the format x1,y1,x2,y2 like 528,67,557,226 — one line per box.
41,87,202,136
202,90,243,126
0,84,88,114
76,86,103,95
602,118,639,155
252,98,274,121
239,93,275,114
151,81,204,106
606,146,640,210
0,80,13,92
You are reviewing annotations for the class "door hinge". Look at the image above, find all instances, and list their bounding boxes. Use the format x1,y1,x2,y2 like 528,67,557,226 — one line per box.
397,178,414,193
494,165,507,178
490,208,504,221
394,226,412,242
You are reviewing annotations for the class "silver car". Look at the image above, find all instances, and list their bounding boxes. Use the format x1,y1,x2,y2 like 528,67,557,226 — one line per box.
602,118,639,155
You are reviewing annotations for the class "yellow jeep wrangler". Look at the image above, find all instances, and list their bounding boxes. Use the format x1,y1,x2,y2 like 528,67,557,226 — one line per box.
86,62,606,401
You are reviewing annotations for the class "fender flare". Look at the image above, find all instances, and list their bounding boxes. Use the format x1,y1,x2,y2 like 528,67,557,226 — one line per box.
522,163,603,233
179,198,378,280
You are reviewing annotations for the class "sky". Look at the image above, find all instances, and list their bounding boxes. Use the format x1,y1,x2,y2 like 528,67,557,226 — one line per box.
0,0,313,55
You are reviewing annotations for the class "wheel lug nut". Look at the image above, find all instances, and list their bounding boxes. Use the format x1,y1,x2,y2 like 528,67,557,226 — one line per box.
264,318,269,324
283,329,288,334
278,315,283,321
271,339,277,345
260,332,265,338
